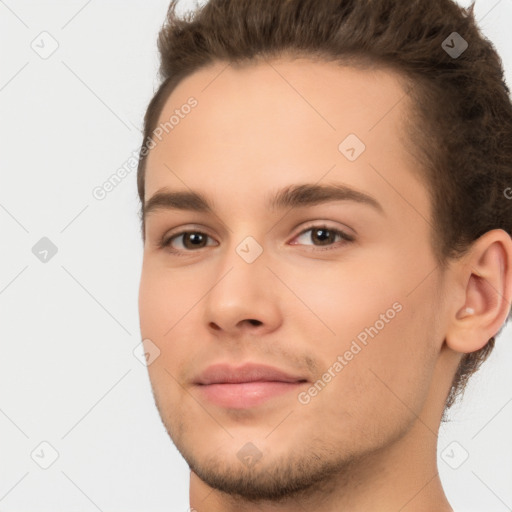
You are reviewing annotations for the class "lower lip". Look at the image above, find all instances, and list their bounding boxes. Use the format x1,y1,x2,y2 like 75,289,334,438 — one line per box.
196,381,305,409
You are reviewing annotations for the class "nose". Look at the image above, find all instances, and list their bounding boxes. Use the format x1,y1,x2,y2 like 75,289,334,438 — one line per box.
202,247,282,337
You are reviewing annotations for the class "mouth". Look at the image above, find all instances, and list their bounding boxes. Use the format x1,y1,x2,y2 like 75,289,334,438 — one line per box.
193,362,308,409
196,381,307,408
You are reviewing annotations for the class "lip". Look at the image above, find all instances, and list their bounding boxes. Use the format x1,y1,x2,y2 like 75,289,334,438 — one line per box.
193,363,308,409
194,363,307,385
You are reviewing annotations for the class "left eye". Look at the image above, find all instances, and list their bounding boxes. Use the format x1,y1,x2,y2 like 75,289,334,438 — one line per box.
161,225,354,253
291,225,354,248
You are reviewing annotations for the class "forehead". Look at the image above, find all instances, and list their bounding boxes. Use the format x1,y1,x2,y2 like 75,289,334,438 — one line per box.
144,57,429,224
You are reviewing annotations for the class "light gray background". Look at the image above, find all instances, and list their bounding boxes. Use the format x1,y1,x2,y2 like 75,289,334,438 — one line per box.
0,1,511,511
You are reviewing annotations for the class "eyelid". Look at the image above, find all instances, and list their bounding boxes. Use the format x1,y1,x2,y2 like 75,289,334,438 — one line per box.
161,224,217,247
291,221,355,241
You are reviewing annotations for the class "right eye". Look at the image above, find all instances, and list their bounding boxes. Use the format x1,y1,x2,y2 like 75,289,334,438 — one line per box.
160,230,219,254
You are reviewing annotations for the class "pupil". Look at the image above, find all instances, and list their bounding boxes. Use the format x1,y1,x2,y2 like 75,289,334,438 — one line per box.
314,229,332,245
187,233,204,247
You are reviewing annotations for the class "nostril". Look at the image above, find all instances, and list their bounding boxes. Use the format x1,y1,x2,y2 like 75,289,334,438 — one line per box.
247,319,262,326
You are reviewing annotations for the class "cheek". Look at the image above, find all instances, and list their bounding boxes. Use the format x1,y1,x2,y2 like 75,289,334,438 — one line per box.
138,263,206,385
138,263,196,338
138,267,186,393
138,267,189,417
295,306,437,450
291,261,438,418
285,258,403,343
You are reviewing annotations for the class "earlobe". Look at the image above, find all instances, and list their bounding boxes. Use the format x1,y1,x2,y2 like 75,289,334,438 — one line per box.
445,229,512,354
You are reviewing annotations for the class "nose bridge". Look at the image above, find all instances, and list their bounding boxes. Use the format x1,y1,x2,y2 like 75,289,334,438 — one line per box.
213,232,269,300
216,213,269,277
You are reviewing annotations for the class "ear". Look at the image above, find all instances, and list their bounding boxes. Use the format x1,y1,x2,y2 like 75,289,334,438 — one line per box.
445,229,512,354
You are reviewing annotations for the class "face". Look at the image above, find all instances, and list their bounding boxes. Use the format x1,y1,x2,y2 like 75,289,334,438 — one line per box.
138,58,452,501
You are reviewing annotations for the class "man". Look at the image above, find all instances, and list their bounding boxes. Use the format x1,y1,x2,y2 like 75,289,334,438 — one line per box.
137,0,512,510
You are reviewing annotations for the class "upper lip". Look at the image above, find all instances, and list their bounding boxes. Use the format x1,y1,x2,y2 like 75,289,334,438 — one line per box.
194,363,308,385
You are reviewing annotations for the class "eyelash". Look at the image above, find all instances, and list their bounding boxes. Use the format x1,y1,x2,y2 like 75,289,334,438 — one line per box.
159,224,355,256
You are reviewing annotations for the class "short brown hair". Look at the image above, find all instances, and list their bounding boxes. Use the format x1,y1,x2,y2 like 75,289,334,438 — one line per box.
137,0,512,412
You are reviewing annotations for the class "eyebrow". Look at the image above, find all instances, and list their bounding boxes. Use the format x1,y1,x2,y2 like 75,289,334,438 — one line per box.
143,182,384,218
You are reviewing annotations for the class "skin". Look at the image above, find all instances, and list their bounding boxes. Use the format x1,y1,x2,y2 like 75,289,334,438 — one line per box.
138,57,512,512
